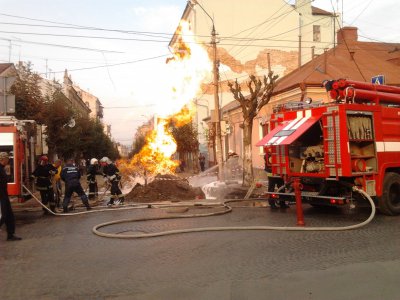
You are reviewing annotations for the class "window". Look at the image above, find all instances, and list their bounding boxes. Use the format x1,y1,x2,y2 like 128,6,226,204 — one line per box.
313,25,321,42
0,133,15,182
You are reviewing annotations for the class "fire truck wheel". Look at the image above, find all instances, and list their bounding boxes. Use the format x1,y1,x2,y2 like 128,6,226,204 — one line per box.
378,172,400,216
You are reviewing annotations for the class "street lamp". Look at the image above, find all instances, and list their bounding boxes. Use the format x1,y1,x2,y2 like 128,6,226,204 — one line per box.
190,0,224,181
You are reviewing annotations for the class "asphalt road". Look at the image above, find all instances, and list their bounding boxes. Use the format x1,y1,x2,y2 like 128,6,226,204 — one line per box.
1,201,400,300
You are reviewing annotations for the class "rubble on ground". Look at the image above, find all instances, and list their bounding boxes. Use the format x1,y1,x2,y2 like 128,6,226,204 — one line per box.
125,174,205,202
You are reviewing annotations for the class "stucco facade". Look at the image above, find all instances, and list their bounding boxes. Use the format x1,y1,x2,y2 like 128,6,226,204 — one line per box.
63,70,91,118
74,86,104,120
172,0,336,166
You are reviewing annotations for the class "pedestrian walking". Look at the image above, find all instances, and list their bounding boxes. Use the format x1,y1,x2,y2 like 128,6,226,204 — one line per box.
87,158,99,200
61,158,91,213
0,152,21,241
32,155,58,214
199,153,206,172
100,157,124,206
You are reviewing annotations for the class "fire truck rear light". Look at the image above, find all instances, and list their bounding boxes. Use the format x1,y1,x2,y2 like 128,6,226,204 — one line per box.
271,194,279,199
330,199,336,204
337,199,344,205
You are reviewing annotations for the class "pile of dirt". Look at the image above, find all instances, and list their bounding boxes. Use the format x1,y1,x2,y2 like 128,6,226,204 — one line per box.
125,174,205,202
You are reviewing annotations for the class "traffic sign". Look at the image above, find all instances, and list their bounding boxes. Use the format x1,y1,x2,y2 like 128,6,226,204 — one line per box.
372,75,385,85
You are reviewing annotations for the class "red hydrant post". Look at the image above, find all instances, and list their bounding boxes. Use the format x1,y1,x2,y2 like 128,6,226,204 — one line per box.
293,178,305,226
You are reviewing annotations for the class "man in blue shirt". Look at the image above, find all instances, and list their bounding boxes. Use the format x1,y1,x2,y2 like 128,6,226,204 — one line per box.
61,158,91,213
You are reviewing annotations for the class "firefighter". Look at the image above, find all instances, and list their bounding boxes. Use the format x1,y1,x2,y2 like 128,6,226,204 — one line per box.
61,158,91,213
264,148,289,209
267,177,289,209
32,155,58,214
87,158,99,200
0,152,22,241
52,159,63,208
100,157,124,206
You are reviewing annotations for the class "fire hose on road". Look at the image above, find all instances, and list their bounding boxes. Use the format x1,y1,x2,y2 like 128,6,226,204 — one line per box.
22,184,376,238
91,187,376,239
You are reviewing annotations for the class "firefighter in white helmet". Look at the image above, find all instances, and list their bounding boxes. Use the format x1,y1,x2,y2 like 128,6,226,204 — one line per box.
100,157,124,206
86,158,99,200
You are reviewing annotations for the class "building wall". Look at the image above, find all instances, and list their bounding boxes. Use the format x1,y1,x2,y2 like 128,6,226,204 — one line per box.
74,86,104,120
63,70,91,118
187,0,335,102
176,0,336,167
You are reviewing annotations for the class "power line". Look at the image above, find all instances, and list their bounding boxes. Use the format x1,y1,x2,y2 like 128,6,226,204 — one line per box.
227,2,296,57
0,30,173,43
41,54,169,74
348,0,374,26
0,13,212,39
0,21,173,39
329,1,366,81
0,28,342,45
227,0,316,59
0,37,123,53
0,25,336,44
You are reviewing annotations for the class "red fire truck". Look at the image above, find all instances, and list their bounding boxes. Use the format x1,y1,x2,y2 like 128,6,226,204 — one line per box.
0,116,34,202
258,79,400,215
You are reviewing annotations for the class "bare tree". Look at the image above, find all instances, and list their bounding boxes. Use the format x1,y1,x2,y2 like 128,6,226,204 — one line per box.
228,71,278,186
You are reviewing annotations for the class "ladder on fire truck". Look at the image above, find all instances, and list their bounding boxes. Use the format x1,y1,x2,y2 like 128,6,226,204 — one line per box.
322,109,340,179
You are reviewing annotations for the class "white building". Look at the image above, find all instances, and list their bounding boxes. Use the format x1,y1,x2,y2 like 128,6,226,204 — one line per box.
171,0,337,163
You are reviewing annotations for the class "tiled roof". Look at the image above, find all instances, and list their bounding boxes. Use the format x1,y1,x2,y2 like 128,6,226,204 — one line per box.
290,5,333,16
221,100,240,113
0,63,13,75
311,6,333,16
273,29,400,94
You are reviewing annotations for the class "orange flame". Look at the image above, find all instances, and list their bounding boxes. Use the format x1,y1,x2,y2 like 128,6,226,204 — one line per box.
122,21,212,177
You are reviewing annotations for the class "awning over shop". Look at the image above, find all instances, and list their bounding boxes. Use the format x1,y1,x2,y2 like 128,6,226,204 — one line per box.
256,116,320,146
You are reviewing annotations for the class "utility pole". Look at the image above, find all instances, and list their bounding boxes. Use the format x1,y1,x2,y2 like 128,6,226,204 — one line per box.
298,13,302,68
8,40,12,62
211,24,224,181
191,0,224,180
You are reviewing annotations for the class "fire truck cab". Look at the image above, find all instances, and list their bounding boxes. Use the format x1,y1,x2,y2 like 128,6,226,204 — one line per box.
258,79,400,215
0,116,33,201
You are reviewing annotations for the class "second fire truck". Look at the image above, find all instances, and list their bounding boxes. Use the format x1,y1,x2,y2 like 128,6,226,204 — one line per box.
258,79,400,215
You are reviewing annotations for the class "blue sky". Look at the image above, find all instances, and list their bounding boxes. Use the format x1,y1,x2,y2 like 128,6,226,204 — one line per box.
0,0,398,145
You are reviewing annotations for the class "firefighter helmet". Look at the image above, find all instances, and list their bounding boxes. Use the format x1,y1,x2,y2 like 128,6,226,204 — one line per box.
100,157,111,164
40,155,48,162
90,158,98,165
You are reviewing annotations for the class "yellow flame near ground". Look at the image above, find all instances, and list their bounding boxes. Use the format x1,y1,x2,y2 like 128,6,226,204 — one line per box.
121,21,212,177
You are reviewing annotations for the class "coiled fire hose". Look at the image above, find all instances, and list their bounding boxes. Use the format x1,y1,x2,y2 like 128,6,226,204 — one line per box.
91,186,376,239
22,184,376,237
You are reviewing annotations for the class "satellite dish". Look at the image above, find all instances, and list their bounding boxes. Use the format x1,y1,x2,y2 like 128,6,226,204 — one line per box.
67,118,76,128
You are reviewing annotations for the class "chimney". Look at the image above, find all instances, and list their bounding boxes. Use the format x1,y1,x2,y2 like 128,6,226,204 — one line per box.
337,27,358,44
